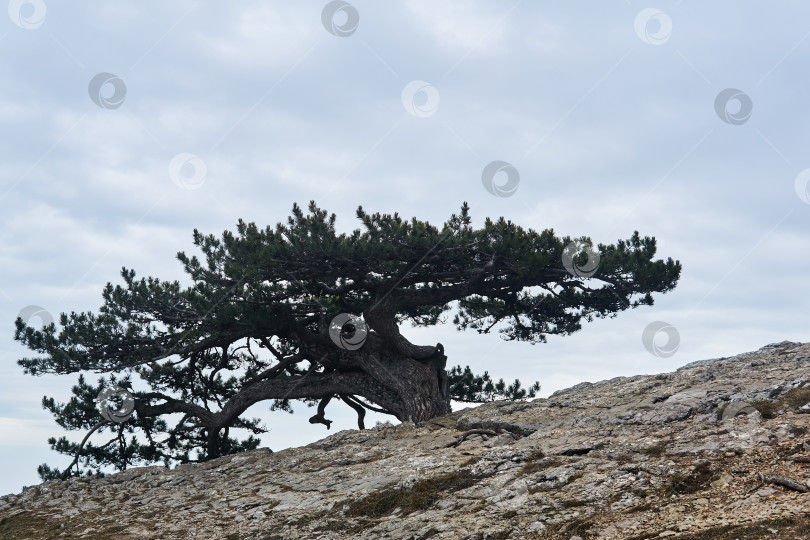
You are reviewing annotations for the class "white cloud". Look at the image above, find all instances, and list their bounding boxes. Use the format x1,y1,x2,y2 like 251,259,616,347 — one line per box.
402,0,517,56
190,4,320,73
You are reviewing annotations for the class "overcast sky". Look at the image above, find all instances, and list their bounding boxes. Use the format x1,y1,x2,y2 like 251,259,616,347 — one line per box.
2,1,810,496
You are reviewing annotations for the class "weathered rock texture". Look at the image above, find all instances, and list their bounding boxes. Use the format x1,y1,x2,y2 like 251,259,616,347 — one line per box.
4,341,810,539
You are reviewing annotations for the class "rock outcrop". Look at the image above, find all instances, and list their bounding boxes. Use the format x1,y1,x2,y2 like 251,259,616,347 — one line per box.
4,341,810,539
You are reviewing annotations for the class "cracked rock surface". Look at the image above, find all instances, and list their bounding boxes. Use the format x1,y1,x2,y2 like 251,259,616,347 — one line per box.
4,341,810,539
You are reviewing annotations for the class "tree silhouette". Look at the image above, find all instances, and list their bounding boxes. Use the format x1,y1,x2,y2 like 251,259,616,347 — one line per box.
16,201,680,479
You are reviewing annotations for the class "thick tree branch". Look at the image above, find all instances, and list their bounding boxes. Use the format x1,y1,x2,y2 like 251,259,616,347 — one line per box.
215,371,401,427
340,394,366,429
136,393,217,425
61,420,107,480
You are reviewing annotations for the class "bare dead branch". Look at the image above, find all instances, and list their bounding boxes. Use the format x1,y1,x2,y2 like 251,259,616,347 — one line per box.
443,428,499,448
767,474,810,493
308,395,333,429
339,394,366,430
750,471,810,493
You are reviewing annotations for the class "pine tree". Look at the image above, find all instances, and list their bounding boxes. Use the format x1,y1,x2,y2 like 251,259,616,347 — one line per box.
15,201,680,479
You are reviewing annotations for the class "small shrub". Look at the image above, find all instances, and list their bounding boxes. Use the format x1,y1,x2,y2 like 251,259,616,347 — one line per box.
520,448,555,475
467,531,512,540
715,402,728,420
665,461,719,495
631,502,655,513
783,387,810,409
612,451,635,464
521,457,563,475
629,487,648,499
0,512,62,538
750,399,778,419
648,514,810,539
537,516,596,539
526,448,545,460
564,516,595,537
788,424,808,437
345,469,482,518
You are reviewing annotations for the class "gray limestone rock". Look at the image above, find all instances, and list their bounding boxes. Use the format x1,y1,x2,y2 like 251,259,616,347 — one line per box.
4,342,810,539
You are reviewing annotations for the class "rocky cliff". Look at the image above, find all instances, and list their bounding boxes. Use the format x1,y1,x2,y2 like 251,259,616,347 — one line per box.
4,341,810,539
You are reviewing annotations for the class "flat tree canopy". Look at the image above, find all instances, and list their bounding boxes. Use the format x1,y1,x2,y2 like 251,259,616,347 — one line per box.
15,201,680,479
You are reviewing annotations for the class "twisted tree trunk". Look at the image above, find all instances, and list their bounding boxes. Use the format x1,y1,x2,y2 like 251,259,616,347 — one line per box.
373,345,450,422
